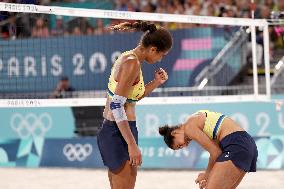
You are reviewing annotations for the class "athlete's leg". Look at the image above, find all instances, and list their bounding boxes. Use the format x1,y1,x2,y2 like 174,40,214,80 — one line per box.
206,160,246,189
109,160,137,189
231,173,246,189
108,170,114,189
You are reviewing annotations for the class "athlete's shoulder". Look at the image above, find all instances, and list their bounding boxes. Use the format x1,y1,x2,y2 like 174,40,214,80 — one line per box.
187,111,207,126
120,51,138,60
196,109,209,113
123,55,138,66
120,52,139,68
186,112,203,123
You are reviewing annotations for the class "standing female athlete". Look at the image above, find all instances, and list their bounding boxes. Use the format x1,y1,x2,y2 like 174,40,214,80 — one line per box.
97,21,173,189
159,110,258,189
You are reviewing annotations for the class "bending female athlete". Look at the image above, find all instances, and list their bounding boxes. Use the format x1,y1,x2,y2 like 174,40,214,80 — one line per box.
97,21,173,189
159,110,258,189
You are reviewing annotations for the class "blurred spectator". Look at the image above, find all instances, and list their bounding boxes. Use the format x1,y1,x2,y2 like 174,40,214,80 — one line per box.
39,0,50,5
68,17,92,35
51,76,75,98
32,17,49,38
72,26,82,36
141,1,156,13
0,11,10,22
275,0,284,12
173,0,185,14
115,0,129,11
222,0,234,6
16,14,33,38
79,18,91,34
156,0,168,13
218,5,236,17
94,18,107,35
16,0,38,4
132,0,142,12
184,0,201,15
7,16,17,40
51,16,65,37
269,0,284,51
264,0,277,10
260,5,271,19
86,25,94,35
235,0,250,18
0,8,12,39
200,1,215,16
126,1,136,12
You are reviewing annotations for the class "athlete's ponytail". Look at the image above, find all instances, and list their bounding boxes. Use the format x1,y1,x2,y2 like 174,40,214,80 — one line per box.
110,21,157,33
132,21,157,33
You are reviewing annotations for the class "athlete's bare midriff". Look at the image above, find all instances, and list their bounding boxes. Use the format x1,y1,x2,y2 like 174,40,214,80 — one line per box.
217,117,245,141
103,96,137,121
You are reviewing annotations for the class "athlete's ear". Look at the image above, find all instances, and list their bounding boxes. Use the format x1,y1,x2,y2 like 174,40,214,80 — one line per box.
149,46,158,53
171,130,176,137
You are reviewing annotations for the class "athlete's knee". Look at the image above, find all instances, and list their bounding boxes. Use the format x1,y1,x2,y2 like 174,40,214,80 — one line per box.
206,181,224,189
130,166,138,177
206,185,222,189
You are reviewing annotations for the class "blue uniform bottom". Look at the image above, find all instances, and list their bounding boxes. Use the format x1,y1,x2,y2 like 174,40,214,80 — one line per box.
216,131,258,172
97,119,138,172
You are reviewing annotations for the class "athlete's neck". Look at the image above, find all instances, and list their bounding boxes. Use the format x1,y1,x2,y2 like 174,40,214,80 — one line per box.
132,46,146,63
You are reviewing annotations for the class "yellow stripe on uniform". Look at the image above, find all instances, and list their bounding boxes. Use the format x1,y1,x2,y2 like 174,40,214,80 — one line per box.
198,110,226,140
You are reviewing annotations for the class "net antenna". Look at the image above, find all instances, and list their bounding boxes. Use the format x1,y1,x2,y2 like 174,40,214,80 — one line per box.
0,2,270,107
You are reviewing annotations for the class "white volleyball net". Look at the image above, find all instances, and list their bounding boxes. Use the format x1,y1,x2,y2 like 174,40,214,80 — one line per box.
0,2,271,108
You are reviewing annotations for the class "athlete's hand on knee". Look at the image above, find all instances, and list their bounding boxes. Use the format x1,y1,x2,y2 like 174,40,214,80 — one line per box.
198,179,207,189
154,68,168,85
195,172,208,188
128,143,142,167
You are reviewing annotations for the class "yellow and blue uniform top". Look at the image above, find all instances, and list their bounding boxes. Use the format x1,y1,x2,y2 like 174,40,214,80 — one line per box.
107,51,145,103
197,110,226,140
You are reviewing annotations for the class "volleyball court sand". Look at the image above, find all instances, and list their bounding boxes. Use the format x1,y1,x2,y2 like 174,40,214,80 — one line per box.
0,168,283,189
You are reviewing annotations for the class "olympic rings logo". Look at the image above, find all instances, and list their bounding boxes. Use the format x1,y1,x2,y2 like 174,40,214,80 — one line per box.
10,113,52,138
63,143,93,162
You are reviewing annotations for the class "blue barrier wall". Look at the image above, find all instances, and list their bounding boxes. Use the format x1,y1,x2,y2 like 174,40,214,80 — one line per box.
136,101,284,137
1,100,283,139
0,108,75,139
1,136,284,169
0,27,231,92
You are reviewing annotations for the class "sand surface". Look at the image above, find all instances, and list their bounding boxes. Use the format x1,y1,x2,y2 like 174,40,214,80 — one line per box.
0,168,283,189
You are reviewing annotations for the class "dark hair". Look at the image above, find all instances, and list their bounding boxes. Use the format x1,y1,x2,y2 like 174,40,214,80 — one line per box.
60,76,69,81
159,124,179,149
110,21,173,52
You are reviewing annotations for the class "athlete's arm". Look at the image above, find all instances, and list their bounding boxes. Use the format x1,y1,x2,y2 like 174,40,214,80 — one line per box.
139,68,168,99
112,57,142,166
186,114,222,179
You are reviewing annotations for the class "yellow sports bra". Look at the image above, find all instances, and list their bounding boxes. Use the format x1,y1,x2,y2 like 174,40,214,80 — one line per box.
197,110,226,140
107,51,145,102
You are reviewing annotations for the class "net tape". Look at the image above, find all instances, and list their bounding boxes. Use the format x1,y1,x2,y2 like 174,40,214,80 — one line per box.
0,95,270,108
0,2,268,27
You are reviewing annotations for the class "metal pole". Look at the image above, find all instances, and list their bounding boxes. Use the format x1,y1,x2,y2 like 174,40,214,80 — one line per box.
263,23,271,99
251,25,259,98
